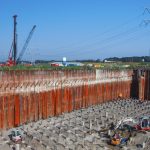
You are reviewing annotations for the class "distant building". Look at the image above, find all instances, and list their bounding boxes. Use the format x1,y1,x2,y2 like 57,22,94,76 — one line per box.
50,61,84,67
51,62,63,67
62,57,67,66
104,60,116,63
66,62,84,67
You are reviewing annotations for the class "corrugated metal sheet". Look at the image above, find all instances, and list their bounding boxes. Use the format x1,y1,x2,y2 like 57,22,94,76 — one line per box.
0,69,142,129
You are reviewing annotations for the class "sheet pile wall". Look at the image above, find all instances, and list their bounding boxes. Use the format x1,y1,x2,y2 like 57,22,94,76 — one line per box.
0,70,134,129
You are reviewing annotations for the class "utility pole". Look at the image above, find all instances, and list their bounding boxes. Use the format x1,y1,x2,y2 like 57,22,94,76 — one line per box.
149,49,150,57
13,15,17,63
143,8,150,15
142,8,150,26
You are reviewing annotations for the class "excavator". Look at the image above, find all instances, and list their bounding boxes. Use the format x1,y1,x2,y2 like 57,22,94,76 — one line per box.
1,15,36,67
135,116,150,131
110,116,150,146
9,129,22,143
110,117,137,146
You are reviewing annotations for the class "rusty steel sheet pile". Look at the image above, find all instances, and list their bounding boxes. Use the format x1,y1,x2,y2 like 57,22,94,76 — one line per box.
0,69,143,129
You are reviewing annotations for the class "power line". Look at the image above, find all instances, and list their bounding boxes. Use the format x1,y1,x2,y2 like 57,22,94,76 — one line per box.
41,28,148,58
64,30,150,58
19,22,148,60
43,25,140,57
19,13,148,60
47,14,142,51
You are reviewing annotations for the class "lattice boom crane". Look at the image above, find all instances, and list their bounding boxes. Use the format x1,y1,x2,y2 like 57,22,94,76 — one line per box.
16,25,36,64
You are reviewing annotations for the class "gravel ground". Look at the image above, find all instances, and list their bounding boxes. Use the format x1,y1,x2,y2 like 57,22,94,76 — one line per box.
0,99,150,150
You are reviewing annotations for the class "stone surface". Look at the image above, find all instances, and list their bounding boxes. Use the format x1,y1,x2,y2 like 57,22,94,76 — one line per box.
0,99,150,150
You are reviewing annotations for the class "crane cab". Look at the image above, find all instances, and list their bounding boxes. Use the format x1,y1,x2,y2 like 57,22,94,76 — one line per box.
135,116,150,131
140,116,150,131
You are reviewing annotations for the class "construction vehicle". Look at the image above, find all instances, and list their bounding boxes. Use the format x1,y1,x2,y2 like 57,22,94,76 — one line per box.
110,124,136,146
2,15,36,67
110,116,150,146
110,117,137,146
111,133,129,146
16,25,36,64
9,129,22,143
135,116,150,131
114,117,137,130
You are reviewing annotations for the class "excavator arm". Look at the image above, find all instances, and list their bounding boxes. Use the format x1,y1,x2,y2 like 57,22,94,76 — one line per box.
114,117,137,130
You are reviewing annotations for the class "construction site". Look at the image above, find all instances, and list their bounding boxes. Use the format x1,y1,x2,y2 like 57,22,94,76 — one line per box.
0,2,150,150
0,68,149,150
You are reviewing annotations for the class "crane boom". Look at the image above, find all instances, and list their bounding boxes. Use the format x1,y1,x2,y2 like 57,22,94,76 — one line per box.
16,25,36,64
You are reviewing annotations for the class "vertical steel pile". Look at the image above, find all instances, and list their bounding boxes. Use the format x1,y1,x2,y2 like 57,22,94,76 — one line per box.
138,69,150,101
0,69,136,129
144,70,150,100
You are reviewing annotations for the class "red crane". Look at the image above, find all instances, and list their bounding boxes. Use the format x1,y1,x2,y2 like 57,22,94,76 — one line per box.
2,15,36,67
4,15,17,66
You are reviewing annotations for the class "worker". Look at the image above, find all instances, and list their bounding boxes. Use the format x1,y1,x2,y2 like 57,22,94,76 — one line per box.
119,93,123,98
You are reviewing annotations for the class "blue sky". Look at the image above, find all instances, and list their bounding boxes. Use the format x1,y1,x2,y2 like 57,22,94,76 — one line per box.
0,0,150,61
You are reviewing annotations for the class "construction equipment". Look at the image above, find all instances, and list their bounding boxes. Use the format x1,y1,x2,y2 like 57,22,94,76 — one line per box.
6,15,17,66
111,133,129,146
109,118,137,146
109,116,150,146
135,116,150,131
9,129,22,143
2,15,36,67
114,117,137,130
16,25,36,64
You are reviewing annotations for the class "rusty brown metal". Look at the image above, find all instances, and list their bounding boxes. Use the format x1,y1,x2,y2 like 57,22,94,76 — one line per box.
14,95,20,127
0,69,146,129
